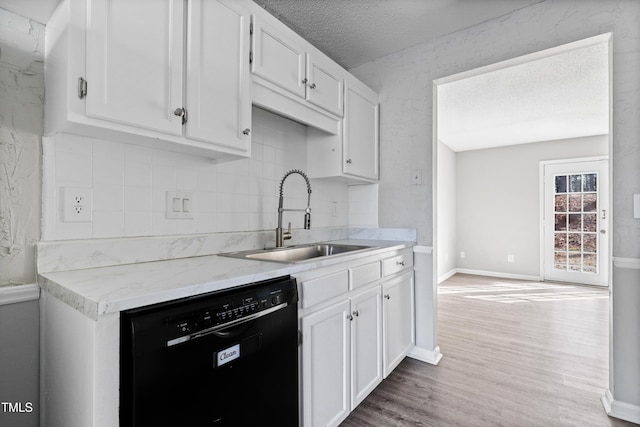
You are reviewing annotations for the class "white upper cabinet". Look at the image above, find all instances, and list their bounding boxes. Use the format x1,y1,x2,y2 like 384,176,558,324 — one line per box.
45,0,252,159
343,76,379,181
249,7,346,137
185,0,251,150
306,53,344,117
251,16,306,99
86,0,184,135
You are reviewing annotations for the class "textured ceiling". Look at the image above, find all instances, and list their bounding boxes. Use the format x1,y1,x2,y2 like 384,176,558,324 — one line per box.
253,0,543,69
437,41,609,151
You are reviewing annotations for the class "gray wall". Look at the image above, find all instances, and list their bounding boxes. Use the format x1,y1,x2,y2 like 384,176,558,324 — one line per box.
0,7,44,427
351,0,640,417
436,141,456,280
455,135,608,277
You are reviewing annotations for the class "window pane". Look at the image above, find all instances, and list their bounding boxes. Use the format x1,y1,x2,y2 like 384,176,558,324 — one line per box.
555,233,567,251
568,214,582,231
569,174,582,192
568,253,582,271
555,214,567,231
583,194,597,212
583,214,597,232
583,234,597,253
583,173,597,192
583,254,597,273
568,233,582,251
555,194,567,212
555,175,567,193
568,194,582,212
554,252,567,270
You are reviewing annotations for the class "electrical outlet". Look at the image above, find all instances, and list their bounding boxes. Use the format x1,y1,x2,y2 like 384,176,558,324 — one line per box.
460,251,465,259
508,254,515,263
63,187,93,222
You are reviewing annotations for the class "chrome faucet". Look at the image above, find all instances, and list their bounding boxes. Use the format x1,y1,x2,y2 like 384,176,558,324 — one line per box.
276,169,312,247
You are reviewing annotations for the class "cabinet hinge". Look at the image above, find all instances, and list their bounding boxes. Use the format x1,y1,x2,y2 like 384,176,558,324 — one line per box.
250,22,253,35
298,330,302,347
77,77,87,99
249,51,253,64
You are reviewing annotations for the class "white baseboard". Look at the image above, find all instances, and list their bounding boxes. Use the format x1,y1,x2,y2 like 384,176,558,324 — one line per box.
0,284,40,306
455,268,541,282
408,345,443,365
437,269,457,284
601,389,640,424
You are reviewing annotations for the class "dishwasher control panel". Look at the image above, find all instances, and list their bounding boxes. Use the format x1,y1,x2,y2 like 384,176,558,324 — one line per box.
165,278,293,347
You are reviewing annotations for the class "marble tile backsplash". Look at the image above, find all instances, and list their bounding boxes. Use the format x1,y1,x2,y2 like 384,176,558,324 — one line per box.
42,108,352,241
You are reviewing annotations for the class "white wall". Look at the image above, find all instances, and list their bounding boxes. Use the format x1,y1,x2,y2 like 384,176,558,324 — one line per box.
0,8,42,285
436,141,456,281
42,107,350,241
350,0,640,421
456,135,608,277
0,8,42,427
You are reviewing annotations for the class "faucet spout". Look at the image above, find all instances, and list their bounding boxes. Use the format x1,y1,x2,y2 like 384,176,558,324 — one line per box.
276,169,312,247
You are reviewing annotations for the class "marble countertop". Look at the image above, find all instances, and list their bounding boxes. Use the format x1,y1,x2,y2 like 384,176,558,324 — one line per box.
38,239,414,320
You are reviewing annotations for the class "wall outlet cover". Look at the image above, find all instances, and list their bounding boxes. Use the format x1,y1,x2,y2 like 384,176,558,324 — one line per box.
62,187,93,222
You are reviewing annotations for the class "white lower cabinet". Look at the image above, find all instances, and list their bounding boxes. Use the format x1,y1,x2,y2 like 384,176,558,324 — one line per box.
382,271,416,378
299,248,415,426
302,300,351,427
302,286,382,427
350,286,383,408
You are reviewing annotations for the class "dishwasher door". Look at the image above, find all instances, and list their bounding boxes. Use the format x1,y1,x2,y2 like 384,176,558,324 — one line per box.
120,276,299,427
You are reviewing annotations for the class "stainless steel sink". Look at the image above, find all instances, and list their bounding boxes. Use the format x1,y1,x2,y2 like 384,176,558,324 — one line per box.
218,243,375,263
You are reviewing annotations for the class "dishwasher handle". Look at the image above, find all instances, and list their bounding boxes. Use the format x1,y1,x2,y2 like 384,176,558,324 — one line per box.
167,303,288,347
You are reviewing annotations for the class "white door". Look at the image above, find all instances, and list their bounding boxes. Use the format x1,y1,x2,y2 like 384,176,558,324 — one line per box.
350,286,382,409
302,300,350,427
86,0,184,135
306,53,344,116
382,272,415,378
186,0,251,151
543,160,609,286
343,78,379,181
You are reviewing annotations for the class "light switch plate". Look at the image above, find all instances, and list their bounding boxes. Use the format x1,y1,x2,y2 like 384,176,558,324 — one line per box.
166,191,194,219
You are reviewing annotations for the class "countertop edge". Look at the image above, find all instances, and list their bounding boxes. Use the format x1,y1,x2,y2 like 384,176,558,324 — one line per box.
39,240,415,320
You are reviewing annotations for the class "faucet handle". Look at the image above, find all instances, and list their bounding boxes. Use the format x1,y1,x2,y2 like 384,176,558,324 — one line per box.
284,222,292,241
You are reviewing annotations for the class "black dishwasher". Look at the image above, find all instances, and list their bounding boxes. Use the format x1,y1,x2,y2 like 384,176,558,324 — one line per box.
120,276,299,427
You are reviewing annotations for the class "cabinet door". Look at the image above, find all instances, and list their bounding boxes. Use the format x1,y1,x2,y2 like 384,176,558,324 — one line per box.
185,0,251,151
350,287,383,408
343,79,379,180
302,300,350,427
306,53,344,117
251,16,306,98
382,272,415,378
86,0,184,135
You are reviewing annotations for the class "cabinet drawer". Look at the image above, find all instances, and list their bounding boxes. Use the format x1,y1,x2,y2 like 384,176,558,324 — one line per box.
301,270,349,308
349,261,381,290
382,252,414,277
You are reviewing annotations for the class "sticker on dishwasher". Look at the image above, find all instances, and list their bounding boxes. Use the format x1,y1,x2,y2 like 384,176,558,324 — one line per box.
216,344,240,367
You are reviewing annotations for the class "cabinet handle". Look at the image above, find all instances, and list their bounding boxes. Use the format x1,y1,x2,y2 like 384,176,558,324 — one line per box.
384,294,390,300
242,128,251,136
347,314,353,321
302,78,308,84
309,83,316,89
346,158,352,164
173,107,188,125
352,310,359,317
396,261,405,266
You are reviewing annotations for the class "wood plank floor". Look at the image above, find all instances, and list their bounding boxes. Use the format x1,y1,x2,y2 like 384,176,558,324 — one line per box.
341,274,637,427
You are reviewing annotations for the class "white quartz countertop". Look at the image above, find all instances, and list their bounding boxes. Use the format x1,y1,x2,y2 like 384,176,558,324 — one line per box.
38,239,414,320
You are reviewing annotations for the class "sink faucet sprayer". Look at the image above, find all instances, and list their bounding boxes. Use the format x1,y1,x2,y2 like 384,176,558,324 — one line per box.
276,169,312,247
